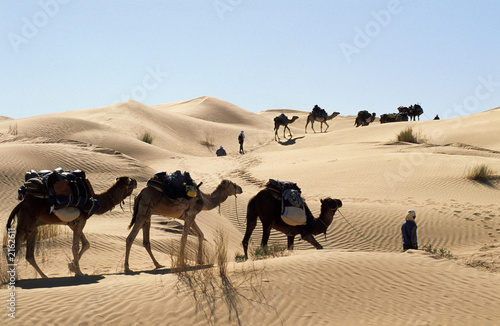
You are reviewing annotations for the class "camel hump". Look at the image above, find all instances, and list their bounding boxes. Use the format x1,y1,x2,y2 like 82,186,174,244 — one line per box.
147,170,199,200
18,168,100,216
265,179,302,199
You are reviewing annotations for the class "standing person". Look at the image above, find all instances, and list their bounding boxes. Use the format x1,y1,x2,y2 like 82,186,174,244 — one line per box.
238,131,245,154
401,209,418,250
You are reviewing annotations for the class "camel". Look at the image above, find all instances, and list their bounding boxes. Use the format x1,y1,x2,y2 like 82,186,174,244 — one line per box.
124,179,243,273
274,114,299,141
408,104,424,121
6,176,137,278
241,188,342,259
354,110,376,127
305,111,340,133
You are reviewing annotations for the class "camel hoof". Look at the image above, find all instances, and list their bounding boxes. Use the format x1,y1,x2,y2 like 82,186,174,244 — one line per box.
154,264,164,270
124,268,135,275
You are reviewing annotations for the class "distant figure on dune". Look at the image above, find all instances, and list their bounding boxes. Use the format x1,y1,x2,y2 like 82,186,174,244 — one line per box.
434,114,440,120
216,146,227,156
401,209,418,250
238,131,245,154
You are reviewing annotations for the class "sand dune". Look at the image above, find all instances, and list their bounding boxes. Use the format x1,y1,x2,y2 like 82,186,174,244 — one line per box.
1,97,499,325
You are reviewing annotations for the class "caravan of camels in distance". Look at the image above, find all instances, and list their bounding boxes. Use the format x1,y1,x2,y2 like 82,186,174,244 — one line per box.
274,103,426,141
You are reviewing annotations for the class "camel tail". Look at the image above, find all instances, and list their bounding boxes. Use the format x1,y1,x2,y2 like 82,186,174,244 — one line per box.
128,192,141,230
6,202,22,230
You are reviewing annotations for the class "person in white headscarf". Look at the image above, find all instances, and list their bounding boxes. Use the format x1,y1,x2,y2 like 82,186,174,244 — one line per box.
401,209,418,250
238,131,245,154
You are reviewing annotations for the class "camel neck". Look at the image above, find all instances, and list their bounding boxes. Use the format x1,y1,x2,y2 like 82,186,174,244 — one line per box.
94,186,125,214
313,209,335,235
201,184,229,210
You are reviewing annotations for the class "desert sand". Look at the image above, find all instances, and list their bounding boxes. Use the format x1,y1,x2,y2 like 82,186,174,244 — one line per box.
1,96,499,325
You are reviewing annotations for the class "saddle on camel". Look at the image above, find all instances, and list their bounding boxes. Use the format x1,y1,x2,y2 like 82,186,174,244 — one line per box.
266,179,314,228
146,170,201,200
312,104,327,118
19,168,100,222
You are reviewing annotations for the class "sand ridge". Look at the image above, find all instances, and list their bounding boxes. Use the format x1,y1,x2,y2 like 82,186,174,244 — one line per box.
1,97,499,325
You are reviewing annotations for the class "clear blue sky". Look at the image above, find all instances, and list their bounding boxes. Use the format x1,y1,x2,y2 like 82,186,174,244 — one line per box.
2,0,500,120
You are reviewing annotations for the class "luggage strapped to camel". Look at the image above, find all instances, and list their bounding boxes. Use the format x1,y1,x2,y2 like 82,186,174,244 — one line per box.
146,170,200,200
18,168,101,220
266,179,308,226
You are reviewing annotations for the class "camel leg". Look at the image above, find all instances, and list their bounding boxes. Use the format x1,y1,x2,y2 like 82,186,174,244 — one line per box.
242,202,258,259
261,224,273,253
124,208,149,273
305,119,309,134
178,212,196,266
70,218,86,276
25,228,48,278
285,125,292,139
274,128,279,141
302,234,323,250
311,121,316,133
68,222,90,260
287,236,295,250
324,121,329,132
142,217,163,269
190,221,205,265
79,233,90,260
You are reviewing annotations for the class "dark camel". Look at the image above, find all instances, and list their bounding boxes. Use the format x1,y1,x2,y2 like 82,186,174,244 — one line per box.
242,188,342,259
274,114,299,141
408,104,424,121
354,111,376,127
124,179,242,273
6,176,137,278
305,111,340,133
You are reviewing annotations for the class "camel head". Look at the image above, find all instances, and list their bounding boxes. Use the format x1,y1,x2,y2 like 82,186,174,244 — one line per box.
320,197,343,214
370,113,376,122
327,112,340,120
291,115,299,123
221,180,243,196
114,176,138,197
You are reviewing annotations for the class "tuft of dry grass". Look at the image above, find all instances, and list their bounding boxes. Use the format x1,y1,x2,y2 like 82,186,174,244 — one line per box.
465,164,495,182
200,132,215,151
396,126,424,143
139,131,155,144
172,228,281,325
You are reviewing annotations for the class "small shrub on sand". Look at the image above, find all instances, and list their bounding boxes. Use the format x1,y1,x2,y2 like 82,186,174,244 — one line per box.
396,126,423,143
466,164,495,182
139,131,155,144
200,132,215,151
251,243,288,260
422,244,454,259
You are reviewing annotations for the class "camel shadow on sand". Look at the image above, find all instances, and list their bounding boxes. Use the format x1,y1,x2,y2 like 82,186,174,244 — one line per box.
16,275,105,289
277,136,305,146
122,264,214,276
15,265,214,289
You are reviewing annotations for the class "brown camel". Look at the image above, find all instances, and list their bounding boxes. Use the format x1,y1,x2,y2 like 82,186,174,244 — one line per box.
6,176,137,278
124,179,243,273
305,111,340,133
274,114,299,141
242,188,342,259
